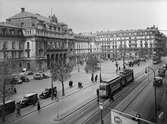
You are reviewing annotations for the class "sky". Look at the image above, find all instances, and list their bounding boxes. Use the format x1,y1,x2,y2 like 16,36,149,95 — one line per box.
0,0,167,34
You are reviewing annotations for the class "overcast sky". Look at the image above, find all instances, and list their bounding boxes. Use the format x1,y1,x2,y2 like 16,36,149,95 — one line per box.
0,0,167,34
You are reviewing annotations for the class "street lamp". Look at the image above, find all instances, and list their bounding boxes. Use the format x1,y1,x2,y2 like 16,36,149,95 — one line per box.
99,102,104,124
145,66,157,122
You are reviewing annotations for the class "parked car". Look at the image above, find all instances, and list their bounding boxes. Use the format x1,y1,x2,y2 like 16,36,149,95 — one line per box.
39,88,51,99
0,100,15,117
10,75,23,84
162,64,167,71
19,93,38,108
20,75,30,82
33,73,43,80
39,87,57,99
39,72,50,79
25,71,34,75
158,68,166,77
153,77,163,87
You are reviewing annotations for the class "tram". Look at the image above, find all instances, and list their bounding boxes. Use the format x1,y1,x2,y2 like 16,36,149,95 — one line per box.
99,69,134,99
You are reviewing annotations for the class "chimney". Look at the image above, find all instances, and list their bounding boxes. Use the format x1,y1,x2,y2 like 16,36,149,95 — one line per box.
21,8,25,12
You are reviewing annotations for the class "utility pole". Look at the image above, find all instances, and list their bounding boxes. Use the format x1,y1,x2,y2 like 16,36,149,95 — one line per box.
50,60,54,100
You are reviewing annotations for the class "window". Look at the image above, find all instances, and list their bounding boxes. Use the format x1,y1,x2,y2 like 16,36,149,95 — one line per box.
27,51,30,58
12,41,15,49
58,27,60,31
32,23,35,27
21,22,24,27
3,42,7,49
27,42,30,49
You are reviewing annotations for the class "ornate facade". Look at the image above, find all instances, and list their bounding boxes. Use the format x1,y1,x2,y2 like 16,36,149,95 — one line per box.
0,22,25,71
6,8,74,71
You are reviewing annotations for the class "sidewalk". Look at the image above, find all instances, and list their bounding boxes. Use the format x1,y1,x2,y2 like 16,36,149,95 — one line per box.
0,64,100,124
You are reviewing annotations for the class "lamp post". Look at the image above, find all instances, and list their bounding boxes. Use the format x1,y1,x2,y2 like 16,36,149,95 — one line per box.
99,102,104,124
145,66,157,122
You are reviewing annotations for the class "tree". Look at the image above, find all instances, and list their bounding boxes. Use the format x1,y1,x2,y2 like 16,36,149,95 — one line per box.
0,52,18,122
50,59,73,96
85,55,100,82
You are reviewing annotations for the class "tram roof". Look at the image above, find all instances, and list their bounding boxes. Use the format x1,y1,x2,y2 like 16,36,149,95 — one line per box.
101,73,120,83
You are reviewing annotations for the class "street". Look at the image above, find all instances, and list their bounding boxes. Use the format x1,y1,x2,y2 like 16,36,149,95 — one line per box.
0,59,154,124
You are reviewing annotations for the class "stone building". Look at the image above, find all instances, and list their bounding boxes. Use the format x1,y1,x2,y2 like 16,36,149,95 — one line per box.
0,22,25,72
94,26,166,60
6,8,74,71
72,33,92,64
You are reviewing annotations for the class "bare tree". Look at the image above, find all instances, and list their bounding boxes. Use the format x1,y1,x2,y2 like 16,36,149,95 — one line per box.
50,59,73,96
85,55,100,82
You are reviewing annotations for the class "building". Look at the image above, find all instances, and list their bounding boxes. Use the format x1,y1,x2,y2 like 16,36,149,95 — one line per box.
94,26,166,60
0,22,25,72
6,8,74,71
72,33,92,64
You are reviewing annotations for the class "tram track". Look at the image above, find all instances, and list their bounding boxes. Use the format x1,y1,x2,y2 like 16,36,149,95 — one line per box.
62,66,153,124
79,65,161,124
57,63,162,124
81,74,148,124
82,64,162,124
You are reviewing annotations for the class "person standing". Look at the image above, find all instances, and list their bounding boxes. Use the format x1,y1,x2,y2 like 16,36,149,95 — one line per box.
91,73,94,82
95,75,98,83
14,87,17,94
37,99,40,111
96,88,99,102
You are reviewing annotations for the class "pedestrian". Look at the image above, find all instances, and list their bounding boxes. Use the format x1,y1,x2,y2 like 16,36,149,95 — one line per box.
118,66,121,71
91,74,94,82
14,87,17,94
115,62,118,69
37,100,40,111
16,103,21,117
54,88,57,98
95,75,98,83
96,89,99,102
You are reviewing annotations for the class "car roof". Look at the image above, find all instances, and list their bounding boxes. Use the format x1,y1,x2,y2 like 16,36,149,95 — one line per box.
155,76,163,79
0,100,15,105
24,93,37,97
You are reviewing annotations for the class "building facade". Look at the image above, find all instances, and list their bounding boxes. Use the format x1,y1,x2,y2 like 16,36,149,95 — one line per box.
6,8,74,71
94,26,166,60
1,8,166,73
0,22,25,72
